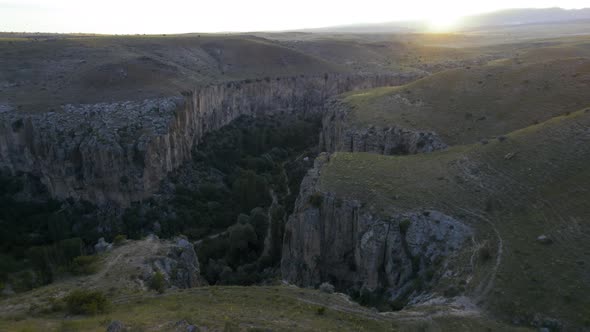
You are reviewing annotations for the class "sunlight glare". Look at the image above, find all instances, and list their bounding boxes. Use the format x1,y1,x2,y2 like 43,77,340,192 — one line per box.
427,14,462,32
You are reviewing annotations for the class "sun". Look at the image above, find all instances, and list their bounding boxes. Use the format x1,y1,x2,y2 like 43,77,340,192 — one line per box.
427,15,461,32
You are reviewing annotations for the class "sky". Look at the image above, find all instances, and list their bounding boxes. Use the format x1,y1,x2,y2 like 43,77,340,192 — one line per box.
0,0,588,34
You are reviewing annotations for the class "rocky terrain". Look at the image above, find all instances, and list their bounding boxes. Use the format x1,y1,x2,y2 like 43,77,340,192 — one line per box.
320,99,447,154
282,153,472,306
0,73,415,205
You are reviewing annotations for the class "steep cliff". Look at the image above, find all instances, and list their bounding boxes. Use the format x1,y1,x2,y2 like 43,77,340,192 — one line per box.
0,73,417,206
320,99,447,154
281,154,472,305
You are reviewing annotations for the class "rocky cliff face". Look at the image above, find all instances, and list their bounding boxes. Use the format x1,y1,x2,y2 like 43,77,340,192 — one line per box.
320,100,447,154
0,73,417,206
281,154,472,303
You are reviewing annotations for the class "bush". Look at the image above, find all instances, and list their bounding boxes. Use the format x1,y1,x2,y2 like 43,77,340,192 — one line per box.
113,234,126,246
316,306,326,315
227,223,258,266
70,255,99,275
478,242,493,262
149,271,166,294
64,289,109,315
308,192,323,208
399,219,411,234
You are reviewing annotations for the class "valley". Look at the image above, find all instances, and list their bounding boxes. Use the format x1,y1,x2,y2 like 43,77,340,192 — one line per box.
1,11,590,332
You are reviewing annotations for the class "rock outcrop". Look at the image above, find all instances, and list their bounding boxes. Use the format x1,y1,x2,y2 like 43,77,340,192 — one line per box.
320,100,447,154
94,237,113,253
142,237,206,289
281,154,472,302
0,73,417,206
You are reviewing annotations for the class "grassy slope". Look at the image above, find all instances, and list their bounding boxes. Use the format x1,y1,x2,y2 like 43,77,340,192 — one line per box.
276,36,489,74
0,287,532,332
0,34,343,111
319,109,590,328
341,39,590,146
0,239,529,332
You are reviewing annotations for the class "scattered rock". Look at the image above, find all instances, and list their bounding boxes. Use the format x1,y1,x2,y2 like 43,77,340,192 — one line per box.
95,237,113,253
536,235,553,245
1,283,15,296
173,319,202,332
106,320,126,332
497,135,508,142
504,152,517,160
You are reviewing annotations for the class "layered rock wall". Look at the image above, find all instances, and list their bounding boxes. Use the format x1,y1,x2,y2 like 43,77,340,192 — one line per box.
281,154,471,300
0,73,417,205
320,100,447,154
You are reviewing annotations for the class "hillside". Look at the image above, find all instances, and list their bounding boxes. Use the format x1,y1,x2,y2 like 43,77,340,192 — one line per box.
0,34,344,111
315,106,590,329
4,30,586,114
277,41,590,330
0,238,530,332
333,44,590,147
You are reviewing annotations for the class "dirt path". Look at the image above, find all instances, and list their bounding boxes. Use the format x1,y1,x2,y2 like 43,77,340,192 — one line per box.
445,202,503,302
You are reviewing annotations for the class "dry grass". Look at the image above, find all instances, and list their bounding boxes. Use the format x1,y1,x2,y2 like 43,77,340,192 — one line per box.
319,109,590,328
341,44,590,146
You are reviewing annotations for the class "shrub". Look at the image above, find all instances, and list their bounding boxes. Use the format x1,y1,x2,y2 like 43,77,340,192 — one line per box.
399,219,411,234
113,234,127,246
64,289,109,315
316,306,326,315
227,223,258,266
149,271,166,294
70,255,99,275
308,192,323,208
478,242,493,262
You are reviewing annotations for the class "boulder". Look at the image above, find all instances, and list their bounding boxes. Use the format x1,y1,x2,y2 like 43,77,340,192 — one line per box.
536,235,553,245
95,237,113,253
142,237,206,289
106,320,126,332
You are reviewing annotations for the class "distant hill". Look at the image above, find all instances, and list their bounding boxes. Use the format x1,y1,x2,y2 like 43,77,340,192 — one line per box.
461,7,590,28
301,7,590,33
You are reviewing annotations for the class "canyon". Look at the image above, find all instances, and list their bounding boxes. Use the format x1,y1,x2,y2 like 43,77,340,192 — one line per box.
0,73,416,206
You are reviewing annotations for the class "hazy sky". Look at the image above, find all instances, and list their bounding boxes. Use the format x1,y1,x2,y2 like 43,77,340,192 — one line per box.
0,0,588,34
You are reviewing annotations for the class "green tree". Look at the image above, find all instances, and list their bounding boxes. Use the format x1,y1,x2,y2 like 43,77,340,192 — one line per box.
149,271,166,293
227,223,258,266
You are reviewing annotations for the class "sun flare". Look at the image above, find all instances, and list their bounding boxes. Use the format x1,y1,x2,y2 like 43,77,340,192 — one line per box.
427,15,461,32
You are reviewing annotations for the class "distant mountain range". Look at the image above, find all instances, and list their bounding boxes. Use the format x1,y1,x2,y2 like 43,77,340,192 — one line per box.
302,7,590,33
